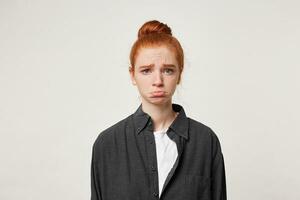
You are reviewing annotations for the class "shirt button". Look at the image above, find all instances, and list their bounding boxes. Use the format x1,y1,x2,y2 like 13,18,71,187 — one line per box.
153,192,158,197
150,140,154,144
151,165,156,171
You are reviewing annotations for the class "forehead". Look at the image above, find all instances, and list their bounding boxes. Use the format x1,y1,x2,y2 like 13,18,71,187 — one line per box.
135,46,177,65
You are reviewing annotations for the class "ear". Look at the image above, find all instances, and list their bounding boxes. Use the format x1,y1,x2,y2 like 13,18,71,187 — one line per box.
129,66,137,85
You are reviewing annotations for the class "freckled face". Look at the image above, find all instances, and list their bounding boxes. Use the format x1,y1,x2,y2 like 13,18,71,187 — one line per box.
130,46,180,105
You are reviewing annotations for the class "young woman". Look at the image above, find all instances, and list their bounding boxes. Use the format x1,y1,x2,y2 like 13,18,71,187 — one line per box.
91,20,227,200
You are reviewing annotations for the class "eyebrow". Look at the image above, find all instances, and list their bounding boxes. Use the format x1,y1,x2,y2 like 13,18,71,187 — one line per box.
138,64,177,69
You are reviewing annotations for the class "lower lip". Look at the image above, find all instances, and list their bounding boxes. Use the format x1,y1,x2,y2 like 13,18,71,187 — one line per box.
151,92,165,98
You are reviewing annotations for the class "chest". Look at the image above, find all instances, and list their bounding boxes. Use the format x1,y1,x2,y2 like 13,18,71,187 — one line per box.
98,128,212,200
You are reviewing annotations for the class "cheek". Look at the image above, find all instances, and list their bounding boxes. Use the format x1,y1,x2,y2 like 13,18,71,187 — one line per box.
166,75,179,83
135,76,151,87
166,77,180,90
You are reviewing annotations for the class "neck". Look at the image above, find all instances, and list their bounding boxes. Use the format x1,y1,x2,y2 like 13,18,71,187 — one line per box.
141,100,178,132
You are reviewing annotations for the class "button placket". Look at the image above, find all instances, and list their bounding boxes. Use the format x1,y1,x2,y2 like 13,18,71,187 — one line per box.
145,130,160,200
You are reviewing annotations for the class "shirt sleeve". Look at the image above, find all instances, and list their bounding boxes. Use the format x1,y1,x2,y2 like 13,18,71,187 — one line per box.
210,129,227,200
91,143,102,200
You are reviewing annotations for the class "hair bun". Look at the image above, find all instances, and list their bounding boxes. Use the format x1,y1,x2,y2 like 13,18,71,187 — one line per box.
138,20,172,38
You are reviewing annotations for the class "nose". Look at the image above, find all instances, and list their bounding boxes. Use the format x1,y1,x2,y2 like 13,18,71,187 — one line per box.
152,70,163,87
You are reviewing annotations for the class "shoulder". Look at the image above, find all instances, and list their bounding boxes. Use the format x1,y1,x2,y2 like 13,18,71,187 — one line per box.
188,117,216,136
92,114,132,151
187,117,222,145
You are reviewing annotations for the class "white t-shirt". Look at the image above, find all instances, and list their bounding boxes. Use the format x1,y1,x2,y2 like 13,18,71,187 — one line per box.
153,127,178,198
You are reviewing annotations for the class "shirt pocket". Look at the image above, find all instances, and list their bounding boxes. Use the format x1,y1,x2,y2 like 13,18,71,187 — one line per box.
184,174,211,200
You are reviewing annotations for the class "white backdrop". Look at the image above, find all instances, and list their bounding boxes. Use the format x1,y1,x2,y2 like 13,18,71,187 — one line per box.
0,0,299,199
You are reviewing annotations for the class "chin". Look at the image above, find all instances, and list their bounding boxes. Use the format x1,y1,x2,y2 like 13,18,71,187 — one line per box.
147,97,171,106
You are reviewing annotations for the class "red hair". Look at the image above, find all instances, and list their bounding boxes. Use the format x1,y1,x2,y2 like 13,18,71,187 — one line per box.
129,20,184,84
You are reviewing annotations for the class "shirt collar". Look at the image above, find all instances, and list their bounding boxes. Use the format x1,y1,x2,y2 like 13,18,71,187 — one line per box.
132,103,189,140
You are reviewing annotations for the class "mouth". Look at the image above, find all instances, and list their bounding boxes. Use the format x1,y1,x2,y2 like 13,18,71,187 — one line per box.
151,91,166,98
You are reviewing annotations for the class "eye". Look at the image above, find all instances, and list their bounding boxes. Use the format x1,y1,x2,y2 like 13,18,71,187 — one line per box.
164,68,174,75
141,69,151,74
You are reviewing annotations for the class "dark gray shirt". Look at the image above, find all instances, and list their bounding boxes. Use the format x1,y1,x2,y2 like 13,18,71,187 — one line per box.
91,103,226,200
